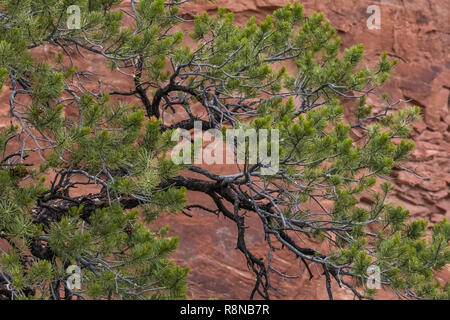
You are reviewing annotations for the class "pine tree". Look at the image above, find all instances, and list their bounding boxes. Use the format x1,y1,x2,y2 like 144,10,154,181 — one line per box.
0,0,448,300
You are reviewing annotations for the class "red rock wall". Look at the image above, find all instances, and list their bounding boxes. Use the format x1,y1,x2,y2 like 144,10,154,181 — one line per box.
0,0,448,299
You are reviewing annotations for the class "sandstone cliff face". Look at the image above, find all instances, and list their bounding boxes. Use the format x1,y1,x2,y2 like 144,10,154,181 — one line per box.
0,0,448,299
180,0,450,222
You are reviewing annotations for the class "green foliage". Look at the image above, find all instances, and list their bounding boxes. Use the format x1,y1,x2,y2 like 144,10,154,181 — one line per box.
0,101,188,299
0,1,188,296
